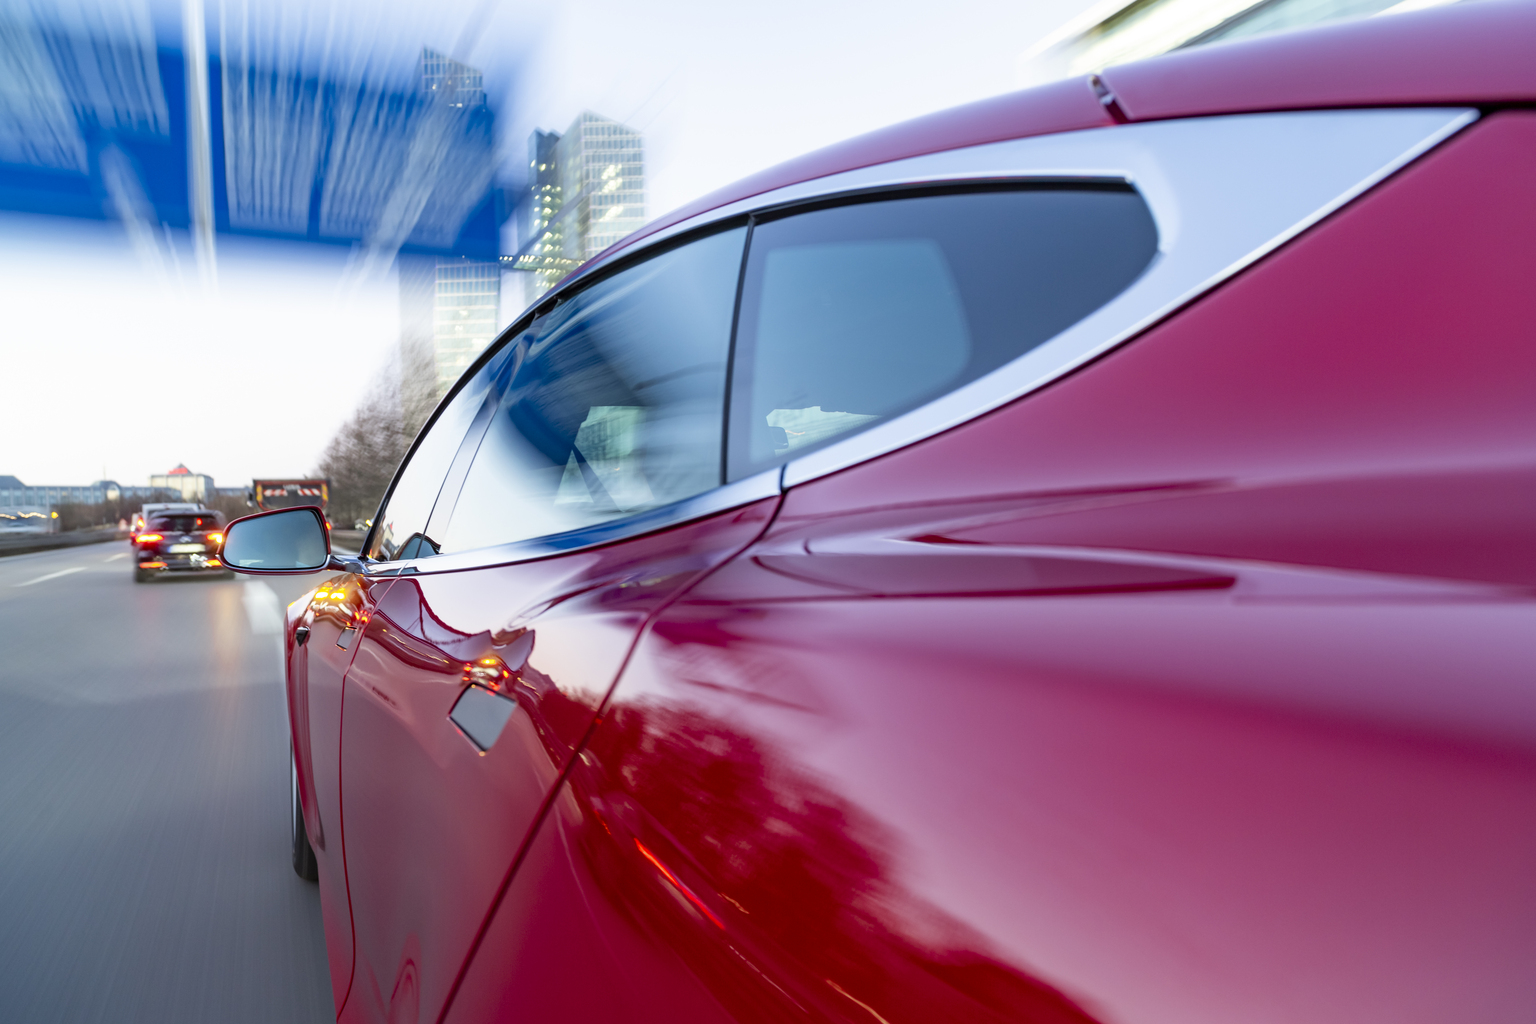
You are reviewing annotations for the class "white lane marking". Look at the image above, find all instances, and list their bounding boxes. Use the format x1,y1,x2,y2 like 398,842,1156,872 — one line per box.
14,566,86,587
105,552,127,562
243,580,285,636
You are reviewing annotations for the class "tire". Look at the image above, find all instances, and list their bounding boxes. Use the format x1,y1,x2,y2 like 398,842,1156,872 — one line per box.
133,569,148,583
291,744,320,882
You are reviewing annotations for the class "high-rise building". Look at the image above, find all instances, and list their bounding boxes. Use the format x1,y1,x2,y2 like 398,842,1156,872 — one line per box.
398,252,502,409
516,129,575,295
431,257,501,391
510,111,645,298
396,50,501,407
560,111,645,263
418,47,485,108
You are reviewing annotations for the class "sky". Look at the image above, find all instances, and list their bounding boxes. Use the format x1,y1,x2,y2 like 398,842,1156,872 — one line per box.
0,0,1096,490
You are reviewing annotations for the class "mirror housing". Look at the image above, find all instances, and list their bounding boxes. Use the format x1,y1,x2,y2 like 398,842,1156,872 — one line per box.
220,506,332,574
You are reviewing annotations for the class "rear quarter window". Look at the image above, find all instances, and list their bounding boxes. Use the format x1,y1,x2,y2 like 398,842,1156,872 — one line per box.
727,186,1158,478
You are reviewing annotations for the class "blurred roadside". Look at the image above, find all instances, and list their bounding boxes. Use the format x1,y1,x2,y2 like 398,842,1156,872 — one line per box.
0,524,126,559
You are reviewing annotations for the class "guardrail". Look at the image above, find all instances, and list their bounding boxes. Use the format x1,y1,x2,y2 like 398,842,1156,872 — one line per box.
0,527,128,559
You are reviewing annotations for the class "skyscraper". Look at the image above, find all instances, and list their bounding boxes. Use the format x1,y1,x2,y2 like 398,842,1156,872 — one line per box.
511,111,644,298
560,111,645,263
396,49,501,410
431,257,501,391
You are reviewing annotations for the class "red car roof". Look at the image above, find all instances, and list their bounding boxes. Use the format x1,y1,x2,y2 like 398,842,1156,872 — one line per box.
584,0,1535,276
1102,0,1536,120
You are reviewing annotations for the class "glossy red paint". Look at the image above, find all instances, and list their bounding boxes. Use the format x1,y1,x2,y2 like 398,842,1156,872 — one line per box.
440,113,1536,1023
1102,0,1536,122
292,572,391,1017
331,499,778,1024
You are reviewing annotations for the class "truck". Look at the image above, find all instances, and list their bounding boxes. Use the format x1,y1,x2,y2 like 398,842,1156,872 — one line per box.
250,480,330,521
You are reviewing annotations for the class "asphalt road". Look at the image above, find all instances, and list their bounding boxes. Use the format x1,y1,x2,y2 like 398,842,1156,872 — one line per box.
0,544,335,1023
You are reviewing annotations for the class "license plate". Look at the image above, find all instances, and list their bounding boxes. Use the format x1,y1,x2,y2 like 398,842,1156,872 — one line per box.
168,543,205,553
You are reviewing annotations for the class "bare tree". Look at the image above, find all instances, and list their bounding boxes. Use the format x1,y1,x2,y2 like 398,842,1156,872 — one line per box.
313,364,410,528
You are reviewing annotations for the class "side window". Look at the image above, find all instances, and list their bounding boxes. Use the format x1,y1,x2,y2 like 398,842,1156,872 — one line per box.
366,346,511,562
435,225,747,555
726,186,1158,479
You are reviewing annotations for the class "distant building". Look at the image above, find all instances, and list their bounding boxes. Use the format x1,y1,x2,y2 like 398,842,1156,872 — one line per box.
1019,0,1454,84
510,111,645,299
397,50,503,402
400,255,503,399
0,476,154,506
561,111,646,263
148,464,214,502
515,129,576,296
418,47,485,108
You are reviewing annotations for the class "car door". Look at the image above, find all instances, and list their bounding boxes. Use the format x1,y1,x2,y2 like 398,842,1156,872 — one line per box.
291,563,389,1014
335,224,782,1024
293,358,497,1017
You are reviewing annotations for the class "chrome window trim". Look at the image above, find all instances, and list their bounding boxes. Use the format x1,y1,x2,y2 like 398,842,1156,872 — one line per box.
406,107,1473,573
363,467,783,576
766,108,1477,487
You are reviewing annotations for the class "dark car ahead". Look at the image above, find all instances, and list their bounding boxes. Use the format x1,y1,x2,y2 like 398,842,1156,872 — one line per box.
133,510,228,582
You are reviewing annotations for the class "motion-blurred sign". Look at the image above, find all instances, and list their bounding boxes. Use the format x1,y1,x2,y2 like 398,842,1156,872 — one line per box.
0,0,501,261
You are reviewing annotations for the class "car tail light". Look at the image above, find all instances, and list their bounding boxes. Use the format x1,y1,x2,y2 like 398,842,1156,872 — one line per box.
207,532,224,545
137,533,163,544
206,558,222,568
141,560,167,569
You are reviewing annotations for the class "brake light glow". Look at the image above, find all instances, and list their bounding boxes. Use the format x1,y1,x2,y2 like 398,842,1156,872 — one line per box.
207,559,222,567
207,532,224,545
141,561,167,569
137,533,163,544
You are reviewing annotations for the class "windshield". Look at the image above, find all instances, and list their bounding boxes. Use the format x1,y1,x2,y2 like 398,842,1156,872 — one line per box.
147,514,223,533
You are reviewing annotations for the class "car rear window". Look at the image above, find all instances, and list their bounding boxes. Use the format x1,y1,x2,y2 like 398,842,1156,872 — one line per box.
726,185,1158,478
148,514,222,532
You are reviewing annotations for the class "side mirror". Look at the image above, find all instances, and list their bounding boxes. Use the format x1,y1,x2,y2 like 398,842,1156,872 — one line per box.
221,506,333,574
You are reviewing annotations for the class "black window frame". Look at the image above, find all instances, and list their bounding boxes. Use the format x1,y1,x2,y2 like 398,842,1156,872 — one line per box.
361,178,1154,567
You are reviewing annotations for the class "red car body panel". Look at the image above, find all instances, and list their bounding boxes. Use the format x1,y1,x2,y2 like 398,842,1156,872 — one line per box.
278,8,1536,1023
296,572,393,1014
440,111,1536,1023
331,500,779,1023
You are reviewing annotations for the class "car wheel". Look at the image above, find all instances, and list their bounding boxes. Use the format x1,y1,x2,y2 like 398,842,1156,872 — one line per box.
133,568,148,583
291,744,319,882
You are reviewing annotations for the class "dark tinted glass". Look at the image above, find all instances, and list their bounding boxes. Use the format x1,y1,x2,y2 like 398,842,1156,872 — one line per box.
149,514,222,532
436,226,746,554
366,345,512,561
727,187,1157,478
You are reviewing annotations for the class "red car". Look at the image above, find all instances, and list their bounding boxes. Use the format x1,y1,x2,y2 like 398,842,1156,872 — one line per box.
223,5,1536,1022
